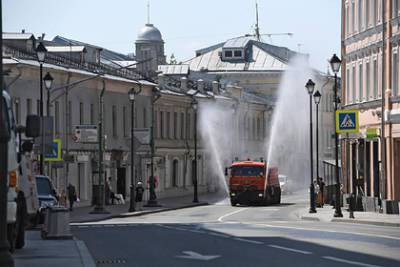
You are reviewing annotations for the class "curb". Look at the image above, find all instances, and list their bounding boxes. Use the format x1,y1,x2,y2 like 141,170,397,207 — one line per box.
331,218,400,227
70,202,209,223
75,239,96,267
300,216,320,222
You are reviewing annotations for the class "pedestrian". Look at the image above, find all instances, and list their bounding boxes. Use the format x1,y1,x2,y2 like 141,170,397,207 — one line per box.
318,177,325,208
105,177,111,205
67,183,77,211
135,181,145,211
59,189,67,207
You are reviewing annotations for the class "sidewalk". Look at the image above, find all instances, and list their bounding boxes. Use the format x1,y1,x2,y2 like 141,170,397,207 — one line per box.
13,193,215,267
300,205,400,227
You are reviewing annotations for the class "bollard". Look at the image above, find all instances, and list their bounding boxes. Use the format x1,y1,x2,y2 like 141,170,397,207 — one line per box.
349,193,355,219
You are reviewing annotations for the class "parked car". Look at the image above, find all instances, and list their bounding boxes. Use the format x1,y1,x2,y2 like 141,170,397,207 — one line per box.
278,175,291,194
36,175,58,222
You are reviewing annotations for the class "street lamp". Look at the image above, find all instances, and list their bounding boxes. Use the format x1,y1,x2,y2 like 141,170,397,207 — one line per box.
36,42,47,175
305,79,317,213
313,90,322,206
191,98,199,203
128,86,141,212
145,87,161,207
330,53,343,217
43,72,53,116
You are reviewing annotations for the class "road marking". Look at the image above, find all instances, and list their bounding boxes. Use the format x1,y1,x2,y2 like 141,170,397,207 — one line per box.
189,230,206,234
322,256,383,267
268,244,312,255
234,238,263,245
176,251,221,261
77,225,89,228
218,208,247,222
256,223,400,241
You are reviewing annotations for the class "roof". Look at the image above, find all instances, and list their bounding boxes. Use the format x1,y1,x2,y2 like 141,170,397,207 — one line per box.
223,36,254,48
158,64,189,75
231,161,265,167
46,46,86,53
136,24,163,42
3,32,35,40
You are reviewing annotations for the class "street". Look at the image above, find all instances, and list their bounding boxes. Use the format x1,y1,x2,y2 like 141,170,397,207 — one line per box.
72,192,400,267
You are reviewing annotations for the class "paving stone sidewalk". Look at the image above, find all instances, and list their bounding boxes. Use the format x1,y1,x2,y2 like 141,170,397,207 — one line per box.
300,204,400,227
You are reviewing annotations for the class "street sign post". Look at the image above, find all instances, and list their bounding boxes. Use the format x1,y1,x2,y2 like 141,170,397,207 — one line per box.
336,110,359,133
44,138,62,161
74,125,98,143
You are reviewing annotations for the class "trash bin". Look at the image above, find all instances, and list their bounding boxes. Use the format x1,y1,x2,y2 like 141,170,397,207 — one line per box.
41,205,72,239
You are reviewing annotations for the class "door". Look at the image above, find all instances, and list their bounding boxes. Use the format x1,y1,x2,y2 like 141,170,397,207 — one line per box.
117,168,126,198
365,142,371,196
373,141,379,198
394,139,400,200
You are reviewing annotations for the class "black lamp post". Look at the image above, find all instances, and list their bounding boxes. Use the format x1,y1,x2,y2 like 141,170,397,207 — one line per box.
306,79,317,213
44,72,53,116
313,90,322,208
330,54,343,217
146,87,161,207
36,42,47,175
191,98,199,203
128,86,141,212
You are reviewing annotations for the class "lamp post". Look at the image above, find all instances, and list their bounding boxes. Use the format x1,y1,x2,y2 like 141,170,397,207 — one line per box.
128,86,141,212
36,42,47,175
44,72,53,116
313,90,322,208
191,98,199,203
305,79,317,213
146,87,161,207
330,53,343,217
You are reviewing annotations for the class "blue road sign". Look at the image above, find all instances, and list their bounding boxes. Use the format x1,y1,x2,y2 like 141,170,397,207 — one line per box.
336,110,359,133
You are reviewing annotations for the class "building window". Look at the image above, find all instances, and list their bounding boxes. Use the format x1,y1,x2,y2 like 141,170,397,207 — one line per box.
173,112,177,139
112,105,117,137
224,50,233,58
14,98,20,124
55,101,60,134
358,0,363,31
123,106,127,137
79,102,84,124
394,0,400,18
172,159,178,187
68,101,72,131
346,5,350,35
234,50,243,58
352,1,356,33
187,113,191,139
160,111,164,139
366,62,370,99
373,59,378,98
36,99,40,115
346,68,350,103
366,0,370,26
180,112,185,139
359,64,363,101
143,107,147,128
90,104,95,125
257,117,261,140
154,111,158,138
373,0,378,24
166,112,171,139
352,65,356,102
26,98,32,115
392,52,399,96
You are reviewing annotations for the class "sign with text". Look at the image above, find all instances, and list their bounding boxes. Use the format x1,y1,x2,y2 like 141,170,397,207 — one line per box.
73,125,98,143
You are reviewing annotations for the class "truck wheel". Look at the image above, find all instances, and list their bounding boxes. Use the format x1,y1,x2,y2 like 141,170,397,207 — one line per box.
7,223,16,253
230,199,237,206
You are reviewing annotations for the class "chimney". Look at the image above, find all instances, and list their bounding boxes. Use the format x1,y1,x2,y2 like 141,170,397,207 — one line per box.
180,77,187,91
21,29,25,34
197,79,204,93
158,73,165,88
41,33,45,40
212,81,219,94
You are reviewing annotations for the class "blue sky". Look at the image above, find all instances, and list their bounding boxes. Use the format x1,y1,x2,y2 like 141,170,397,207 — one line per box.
3,0,341,72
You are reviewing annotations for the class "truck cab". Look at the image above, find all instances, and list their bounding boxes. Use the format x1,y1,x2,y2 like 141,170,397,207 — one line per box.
227,160,281,206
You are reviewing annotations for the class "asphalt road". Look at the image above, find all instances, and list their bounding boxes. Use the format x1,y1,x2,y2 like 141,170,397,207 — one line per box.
72,192,400,267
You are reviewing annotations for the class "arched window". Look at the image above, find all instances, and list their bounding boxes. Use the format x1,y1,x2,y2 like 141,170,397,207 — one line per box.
172,159,178,187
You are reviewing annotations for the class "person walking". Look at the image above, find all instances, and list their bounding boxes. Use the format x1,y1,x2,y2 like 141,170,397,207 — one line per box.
67,183,77,211
135,181,145,211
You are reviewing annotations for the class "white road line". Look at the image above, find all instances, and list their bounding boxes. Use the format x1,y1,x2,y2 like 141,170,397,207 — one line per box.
322,256,383,267
256,223,400,241
234,238,264,245
218,208,248,222
77,225,89,228
268,244,312,255
189,230,206,234
208,232,230,238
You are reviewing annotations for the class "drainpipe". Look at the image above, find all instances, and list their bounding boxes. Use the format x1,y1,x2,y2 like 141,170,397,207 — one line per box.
380,0,387,207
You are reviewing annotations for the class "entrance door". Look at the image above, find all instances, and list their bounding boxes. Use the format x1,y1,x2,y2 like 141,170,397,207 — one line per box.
373,141,379,197
394,139,400,200
365,142,371,196
117,168,126,198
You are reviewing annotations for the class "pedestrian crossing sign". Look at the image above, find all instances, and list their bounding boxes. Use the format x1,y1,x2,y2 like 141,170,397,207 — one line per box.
336,110,359,133
44,138,62,161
